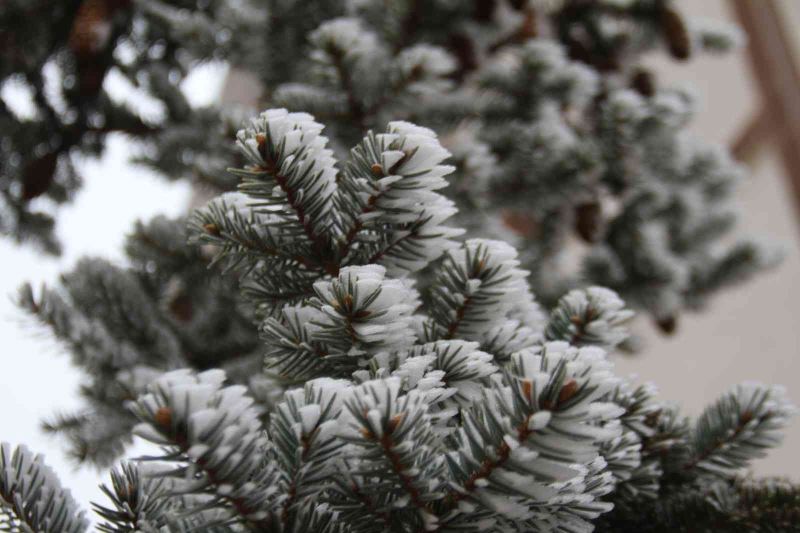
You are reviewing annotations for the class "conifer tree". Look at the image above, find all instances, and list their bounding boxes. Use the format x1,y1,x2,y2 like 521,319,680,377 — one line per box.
5,108,798,532
0,0,262,253
3,1,797,532
2,0,773,330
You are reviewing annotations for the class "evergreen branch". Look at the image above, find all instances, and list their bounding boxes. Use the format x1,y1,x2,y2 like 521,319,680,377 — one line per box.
330,48,367,130
348,480,393,527
363,44,455,117
442,343,621,525
309,18,379,131
545,286,634,350
310,265,418,356
339,122,461,274
130,369,280,530
234,109,338,271
445,402,540,509
684,384,795,478
392,340,497,409
262,306,338,380
0,443,89,533
191,192,324,275
365,217,426,265
429,240,528,341
271,380,346,528
339,378,446,531
93,463,171,533
255,157,338,275
597,477,800,532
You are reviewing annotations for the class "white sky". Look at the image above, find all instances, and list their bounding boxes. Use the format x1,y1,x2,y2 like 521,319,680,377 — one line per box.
0,62,226,514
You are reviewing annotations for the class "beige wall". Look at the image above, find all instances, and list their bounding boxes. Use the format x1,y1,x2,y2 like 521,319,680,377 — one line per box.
613,0,800,478
782,0,800,74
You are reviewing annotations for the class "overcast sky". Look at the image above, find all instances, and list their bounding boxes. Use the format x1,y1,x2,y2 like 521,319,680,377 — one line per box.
0,63,225,513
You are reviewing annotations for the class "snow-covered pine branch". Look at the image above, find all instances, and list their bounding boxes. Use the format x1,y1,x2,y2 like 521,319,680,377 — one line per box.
130,369,279,530
3,0,774,341
17,216,261,467
4,57,795,529
686,383,796,478
0,443,89,532
545,287,634,350
191,110,463,318
425,239,530,342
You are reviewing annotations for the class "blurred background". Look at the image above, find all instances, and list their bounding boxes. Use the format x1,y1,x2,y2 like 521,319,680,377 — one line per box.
1,0,800,512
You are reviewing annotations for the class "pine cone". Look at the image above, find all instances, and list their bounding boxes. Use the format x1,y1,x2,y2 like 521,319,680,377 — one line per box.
574,201,603,243
22,152,58,201
474,0,496,21
502,210,539,239
660,5,691,61
656,315,678,335
68,0,112,58
631,68,656,97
